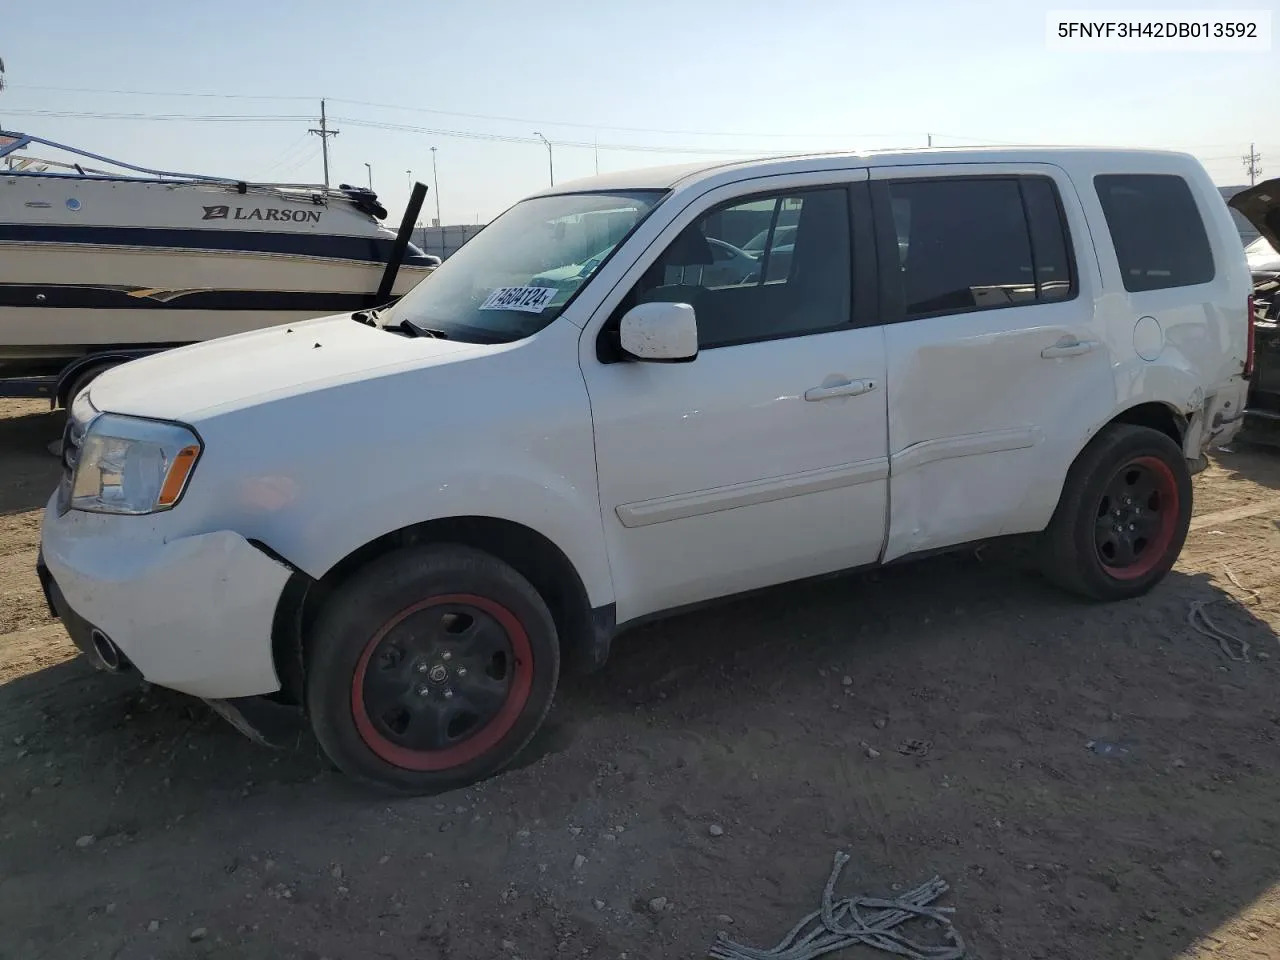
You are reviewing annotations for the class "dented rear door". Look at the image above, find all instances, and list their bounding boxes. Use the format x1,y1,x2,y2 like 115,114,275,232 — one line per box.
870,163,1113,561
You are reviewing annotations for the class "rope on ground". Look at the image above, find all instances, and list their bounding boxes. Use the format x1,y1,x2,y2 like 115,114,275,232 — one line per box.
1189,600,1250,662
1222,565,1262,606
1187,564,1263,663
707,851,965,960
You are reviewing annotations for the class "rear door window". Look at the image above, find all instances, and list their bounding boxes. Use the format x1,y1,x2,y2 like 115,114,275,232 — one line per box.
1022,178,1074,302
1094,174,1215,292
884,176,1076,318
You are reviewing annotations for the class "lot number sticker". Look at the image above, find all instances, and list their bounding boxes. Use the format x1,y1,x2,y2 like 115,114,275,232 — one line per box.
480,286,558,313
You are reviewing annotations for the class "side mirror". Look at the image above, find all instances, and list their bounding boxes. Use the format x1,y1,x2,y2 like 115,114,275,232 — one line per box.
618,302,698,363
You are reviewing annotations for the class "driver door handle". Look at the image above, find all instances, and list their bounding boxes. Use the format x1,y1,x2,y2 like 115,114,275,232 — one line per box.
804,378,877,402
1041,336,1099,359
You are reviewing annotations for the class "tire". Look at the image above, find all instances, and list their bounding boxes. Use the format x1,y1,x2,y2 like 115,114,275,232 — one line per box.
1040,424,1192,601
306,544,559,795
65,366,103,406
48,365,115,458
64,360,121,412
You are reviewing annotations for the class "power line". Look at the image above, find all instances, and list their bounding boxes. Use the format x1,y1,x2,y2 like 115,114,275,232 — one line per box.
262,132,314,173
11,83,313,101
336,117,786,156
10,81,919,141
327,96,915,141
4,106,783,153
9,82,1271,165
274,144,322,180
20,98,1255,173
2,108,309,123
2,104,822,156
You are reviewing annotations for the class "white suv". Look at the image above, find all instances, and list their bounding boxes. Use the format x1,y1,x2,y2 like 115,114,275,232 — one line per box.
39,148,1255,794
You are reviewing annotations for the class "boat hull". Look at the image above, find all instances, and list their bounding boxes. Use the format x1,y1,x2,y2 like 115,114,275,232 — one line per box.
0,245,430,365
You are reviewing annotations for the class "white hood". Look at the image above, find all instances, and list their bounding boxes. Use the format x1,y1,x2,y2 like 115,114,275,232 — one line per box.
1229,179,1280,263
87,314,493,422
1246,237,1280,274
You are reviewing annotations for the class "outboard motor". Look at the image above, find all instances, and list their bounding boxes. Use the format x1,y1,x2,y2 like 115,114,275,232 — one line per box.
337,184,389,220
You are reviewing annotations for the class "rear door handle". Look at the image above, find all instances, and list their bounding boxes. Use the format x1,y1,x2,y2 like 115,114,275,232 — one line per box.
804,378,876,401
1041,337,1099,359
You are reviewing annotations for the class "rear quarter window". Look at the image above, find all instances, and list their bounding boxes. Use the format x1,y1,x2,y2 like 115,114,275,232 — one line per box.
1094,174,1215,292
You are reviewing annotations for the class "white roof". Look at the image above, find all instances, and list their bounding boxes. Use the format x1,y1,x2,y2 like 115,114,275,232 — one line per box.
535,146,1201,197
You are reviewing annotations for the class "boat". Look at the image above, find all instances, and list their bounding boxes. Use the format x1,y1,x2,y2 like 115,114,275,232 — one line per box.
0,131,436,382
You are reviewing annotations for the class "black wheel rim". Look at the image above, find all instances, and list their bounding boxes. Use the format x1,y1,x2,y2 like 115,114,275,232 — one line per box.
357,599,520,754
1093,455,1178,579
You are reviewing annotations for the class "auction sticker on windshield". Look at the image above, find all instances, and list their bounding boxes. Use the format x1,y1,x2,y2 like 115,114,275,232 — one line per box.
480,286,559,313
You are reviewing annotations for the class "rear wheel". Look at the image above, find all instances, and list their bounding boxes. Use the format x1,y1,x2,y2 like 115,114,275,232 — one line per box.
1040,424,1192,600
306,544,559,794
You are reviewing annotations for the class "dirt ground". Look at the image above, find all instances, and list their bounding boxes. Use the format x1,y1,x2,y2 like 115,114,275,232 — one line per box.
2,397,1279,960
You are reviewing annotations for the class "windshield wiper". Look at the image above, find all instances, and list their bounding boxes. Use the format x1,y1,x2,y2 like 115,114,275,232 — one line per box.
398,318,449,339
354,308,448,339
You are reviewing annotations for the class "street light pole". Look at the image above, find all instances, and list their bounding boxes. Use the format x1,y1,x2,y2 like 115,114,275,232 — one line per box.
534,131,554,186
363,162,372,191
430,146,442,225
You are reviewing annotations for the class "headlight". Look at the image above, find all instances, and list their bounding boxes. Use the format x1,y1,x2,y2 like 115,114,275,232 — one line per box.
69,415,202,515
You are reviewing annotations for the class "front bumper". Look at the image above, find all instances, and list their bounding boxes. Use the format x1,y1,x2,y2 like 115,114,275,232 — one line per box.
39,497,291,699
36,554,129,671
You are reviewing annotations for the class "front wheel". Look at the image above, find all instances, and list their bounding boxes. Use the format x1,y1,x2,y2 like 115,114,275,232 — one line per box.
48,364,116,458
306,545,559,795
1040,424,1192,601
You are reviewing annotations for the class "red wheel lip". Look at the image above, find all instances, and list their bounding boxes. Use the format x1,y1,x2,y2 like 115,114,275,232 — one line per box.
351,594,534,772
1099,455,1179,581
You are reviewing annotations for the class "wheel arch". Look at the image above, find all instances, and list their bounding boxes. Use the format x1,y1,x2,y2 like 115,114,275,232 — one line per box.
1016,398,1193,541
1061,399,1191,478
270,515,612,705
1107,401,1187,448
54,349,163,407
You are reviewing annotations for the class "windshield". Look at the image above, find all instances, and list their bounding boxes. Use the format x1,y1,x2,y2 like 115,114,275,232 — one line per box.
387,190,665,342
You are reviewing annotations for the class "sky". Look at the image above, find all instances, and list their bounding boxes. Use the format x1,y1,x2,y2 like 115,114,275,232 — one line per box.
3,0,1277,226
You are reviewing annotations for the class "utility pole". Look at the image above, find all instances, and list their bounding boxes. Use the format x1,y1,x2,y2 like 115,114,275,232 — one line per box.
1243,143,1262,186
430,146,441,225
1,56,10,171
534,131,554,186
594,132,599,175
927,133,932,147
308,99,339,189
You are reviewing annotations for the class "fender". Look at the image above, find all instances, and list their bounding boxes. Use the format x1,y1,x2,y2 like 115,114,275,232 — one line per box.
1084,358,1205,456
279,463,615,609
169,321,618,611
